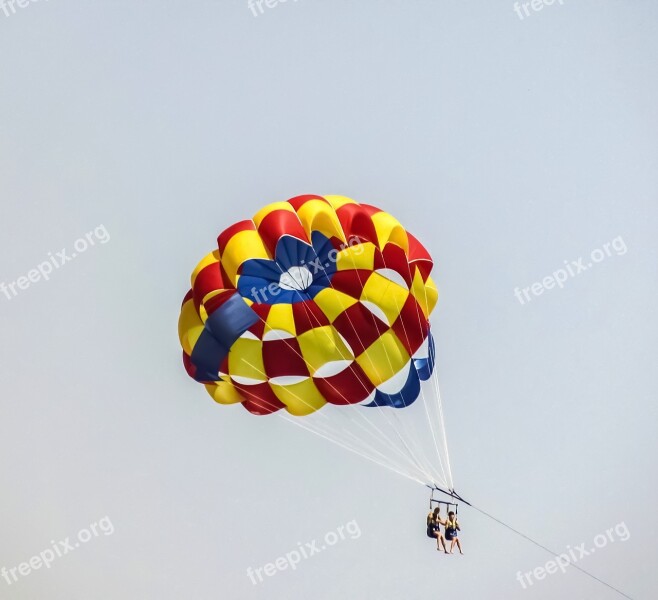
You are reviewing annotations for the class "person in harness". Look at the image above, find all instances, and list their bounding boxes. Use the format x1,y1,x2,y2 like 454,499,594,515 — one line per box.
445,511,463,554
426,507,449,553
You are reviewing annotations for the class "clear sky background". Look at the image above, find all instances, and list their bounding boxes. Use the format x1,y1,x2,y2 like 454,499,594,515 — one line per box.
0,1,656,599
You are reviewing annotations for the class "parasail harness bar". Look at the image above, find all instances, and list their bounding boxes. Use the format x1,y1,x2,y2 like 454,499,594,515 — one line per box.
427,485,471,515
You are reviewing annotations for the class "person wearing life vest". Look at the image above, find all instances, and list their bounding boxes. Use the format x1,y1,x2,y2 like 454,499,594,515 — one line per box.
426,507,449,553
445,511,463,554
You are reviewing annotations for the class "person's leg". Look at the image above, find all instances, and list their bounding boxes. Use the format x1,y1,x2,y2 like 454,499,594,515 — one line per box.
441,535,448,553
456,539,463,554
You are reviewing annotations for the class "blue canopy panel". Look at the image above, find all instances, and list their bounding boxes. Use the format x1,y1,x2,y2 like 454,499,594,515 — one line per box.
237,233,336,305
189,292,259,382
364,332,435,408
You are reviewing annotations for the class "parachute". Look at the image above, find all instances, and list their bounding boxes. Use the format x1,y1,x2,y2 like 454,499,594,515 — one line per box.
178,195,455,491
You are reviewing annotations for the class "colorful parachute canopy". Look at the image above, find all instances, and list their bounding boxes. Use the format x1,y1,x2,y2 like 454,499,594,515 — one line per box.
178,195,438,417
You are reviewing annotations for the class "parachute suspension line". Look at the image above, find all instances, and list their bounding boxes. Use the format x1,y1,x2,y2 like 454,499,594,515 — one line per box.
331,413,436,483
277,413,427,486
389,246,454,489
314,238,451,484
467,503,635,600
285,412,429,483
298,231,451,487
411,265,455,491
234,363,425,482
430,369,454,489
288,243,441,485
407,379,449,487
390,406,447,488
338,422,427,478
339,412,438,482
348,265,445,486
237,353,433,483
276,250,432,488
374,249,452,488
352,241,451,489
292,400,434,484
272,293,440,484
